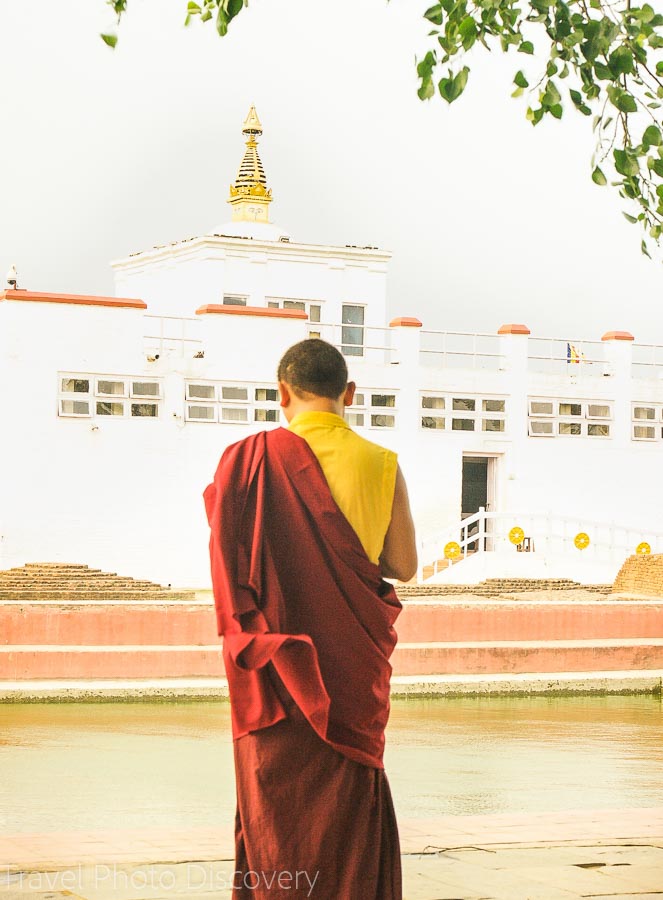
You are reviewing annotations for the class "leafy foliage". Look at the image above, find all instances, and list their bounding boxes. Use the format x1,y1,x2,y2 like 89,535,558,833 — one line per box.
103,0,663,251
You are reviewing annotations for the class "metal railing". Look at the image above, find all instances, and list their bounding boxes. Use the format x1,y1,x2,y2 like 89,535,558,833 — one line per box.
144,315,203,358
418,508,663,582
419,330,503,371
632,343,663,381
527,337,610,377
313,323,396,364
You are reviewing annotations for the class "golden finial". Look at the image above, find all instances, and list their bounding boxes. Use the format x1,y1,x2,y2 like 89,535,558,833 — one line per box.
242,105,262,137
228,106,272,223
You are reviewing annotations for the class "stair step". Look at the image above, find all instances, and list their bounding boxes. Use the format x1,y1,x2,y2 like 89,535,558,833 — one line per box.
3,600,661,646
2,639,662,680
393,639,663,676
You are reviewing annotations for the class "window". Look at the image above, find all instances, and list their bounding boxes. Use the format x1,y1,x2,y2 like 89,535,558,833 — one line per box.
97,379,125,396
422,416,445,429
187,384,215,401
97,401,124,416
183,381,281,428
371,414,394,428
60,399,90,417
132,381,160,398
267,301,280,309
61,378,89,394
371,394,395,407
353,393,365,406
483,399,505,413
283,300,306,312
59,373,162,420
632,403,663,441
309,305,321,324
255,409,280,422
187,405,216,422
529,398,613,438
422,396,445,410
131,403,158,417
341,304,364,357
223,294,248,306
529,400,554,416
420,393,507,434
346,413,365,427
529,420,554,436
255,388,278,402
222,386,248,401
221,407,248,422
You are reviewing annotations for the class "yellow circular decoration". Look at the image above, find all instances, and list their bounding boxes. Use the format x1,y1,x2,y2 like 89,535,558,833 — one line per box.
444,541,461,560
509,526,525,545
574,532,590,550
636,542,651,556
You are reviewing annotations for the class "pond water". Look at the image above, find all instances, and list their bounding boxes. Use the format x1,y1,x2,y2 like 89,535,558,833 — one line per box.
0,694,661,834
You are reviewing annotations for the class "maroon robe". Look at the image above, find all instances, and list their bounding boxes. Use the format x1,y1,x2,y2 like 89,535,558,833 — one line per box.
204,427,402,899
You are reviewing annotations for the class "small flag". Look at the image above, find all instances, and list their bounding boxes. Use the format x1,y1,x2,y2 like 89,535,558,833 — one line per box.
566,342,584,364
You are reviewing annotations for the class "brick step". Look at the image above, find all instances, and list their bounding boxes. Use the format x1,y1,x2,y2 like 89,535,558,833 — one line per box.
3,600,662,646
0,591,194,602
2,639,663,680
393,639,663,677
0,646,224,679
0,580,166,590
398,583,612,597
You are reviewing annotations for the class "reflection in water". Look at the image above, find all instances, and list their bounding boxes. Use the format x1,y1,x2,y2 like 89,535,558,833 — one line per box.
0,695,661,833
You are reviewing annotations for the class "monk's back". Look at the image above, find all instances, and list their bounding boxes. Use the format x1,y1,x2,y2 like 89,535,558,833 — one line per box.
288,410,397,565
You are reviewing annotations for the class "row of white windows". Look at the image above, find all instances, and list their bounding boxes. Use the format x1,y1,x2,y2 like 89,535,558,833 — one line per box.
419,395,506,433
528,398,612,439
58,377,161,418
631,402,663,441
56,378,663,442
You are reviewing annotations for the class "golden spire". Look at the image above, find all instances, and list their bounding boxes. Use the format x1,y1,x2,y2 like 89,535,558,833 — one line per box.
228,105,273,223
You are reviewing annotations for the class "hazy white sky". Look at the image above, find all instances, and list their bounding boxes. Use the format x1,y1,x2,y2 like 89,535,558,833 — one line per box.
1,0,662,341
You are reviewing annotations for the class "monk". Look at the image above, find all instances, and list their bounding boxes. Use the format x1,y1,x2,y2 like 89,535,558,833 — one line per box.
204,338,417,899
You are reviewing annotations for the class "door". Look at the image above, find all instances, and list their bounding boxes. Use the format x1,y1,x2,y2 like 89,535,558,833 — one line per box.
461,456,494,550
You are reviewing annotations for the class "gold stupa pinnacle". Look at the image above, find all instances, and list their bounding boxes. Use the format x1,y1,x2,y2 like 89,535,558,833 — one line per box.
228,105,272,223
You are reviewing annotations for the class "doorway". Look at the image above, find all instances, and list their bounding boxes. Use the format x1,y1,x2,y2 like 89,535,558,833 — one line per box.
461,456,497,550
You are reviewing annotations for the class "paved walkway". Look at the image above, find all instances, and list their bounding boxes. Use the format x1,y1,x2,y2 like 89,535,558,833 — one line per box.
1,807,662,898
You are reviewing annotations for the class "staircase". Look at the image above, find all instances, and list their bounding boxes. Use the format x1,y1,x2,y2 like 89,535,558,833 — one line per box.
0,566,661,695
0,563,194,602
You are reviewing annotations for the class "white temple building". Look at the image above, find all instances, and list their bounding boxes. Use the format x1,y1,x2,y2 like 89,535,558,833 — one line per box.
1,107,662,588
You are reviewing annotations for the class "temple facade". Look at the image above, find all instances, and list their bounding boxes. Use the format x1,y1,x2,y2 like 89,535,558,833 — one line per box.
1,108,662,588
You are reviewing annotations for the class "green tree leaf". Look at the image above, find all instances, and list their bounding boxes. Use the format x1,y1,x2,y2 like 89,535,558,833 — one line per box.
592,166,607,185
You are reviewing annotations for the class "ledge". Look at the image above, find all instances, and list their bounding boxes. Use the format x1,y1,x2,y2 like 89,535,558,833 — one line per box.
497,323,531,335
601,330,635,342
389,316,422,328
0,290,146,309
195,304,307,319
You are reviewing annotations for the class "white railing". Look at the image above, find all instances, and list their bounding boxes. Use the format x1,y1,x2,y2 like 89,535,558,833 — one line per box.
314,323,396,364
632,343,663,381
527,337,610,377
418,508,663,582
419,330,503,371
144,315,203,358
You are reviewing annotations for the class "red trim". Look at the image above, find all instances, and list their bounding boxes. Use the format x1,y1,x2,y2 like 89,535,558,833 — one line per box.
0,290,146,309
389,317,422,328
196,304,308,319
601,330,635,342
497,323,531,335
